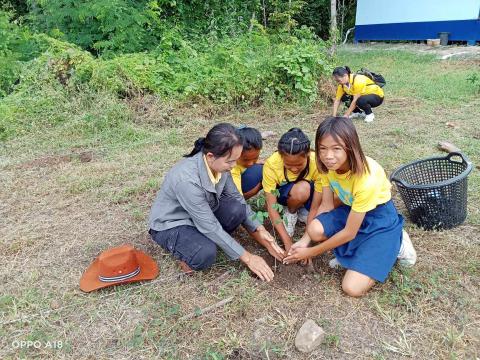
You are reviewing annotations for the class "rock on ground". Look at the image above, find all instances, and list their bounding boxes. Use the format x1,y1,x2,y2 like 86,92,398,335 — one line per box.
294,319,325,353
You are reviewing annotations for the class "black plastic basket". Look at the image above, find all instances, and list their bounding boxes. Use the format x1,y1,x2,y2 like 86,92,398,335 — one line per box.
390,152,473,230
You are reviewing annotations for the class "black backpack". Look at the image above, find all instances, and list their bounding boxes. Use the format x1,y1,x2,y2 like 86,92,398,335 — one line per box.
356,68,386,88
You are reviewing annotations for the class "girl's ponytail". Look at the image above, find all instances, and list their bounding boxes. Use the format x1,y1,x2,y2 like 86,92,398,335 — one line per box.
184,137,206,157
184,123,243,158
332,66,350,78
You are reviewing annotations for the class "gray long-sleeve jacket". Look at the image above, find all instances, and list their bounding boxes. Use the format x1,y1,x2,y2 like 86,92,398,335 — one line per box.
148,152,261,259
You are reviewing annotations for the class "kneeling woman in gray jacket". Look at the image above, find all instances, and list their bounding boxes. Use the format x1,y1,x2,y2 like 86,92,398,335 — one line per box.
149,123,284,281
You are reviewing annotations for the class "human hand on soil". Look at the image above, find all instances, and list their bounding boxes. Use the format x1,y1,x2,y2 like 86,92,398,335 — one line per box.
284,242,292,257
283,235,311,265
300,257,313,266
257,229,285,260
240,252,274,282
265,242,286,261
291,233,311,251
283,247,314,264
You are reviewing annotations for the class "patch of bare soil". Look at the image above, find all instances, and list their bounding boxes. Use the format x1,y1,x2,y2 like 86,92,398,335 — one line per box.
235,223,340,293
15,150,94,169
227,347,262,360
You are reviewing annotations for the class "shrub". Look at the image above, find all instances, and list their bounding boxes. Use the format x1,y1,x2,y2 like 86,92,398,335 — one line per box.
0,26,334,141
0,10,52,97
74,29,333,104
27,0,164,56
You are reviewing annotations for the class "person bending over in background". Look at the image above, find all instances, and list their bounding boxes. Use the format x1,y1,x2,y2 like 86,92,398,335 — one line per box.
332,66,384,123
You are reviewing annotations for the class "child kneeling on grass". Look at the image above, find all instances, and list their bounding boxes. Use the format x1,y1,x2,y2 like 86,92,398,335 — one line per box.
284,117,416,297
263,128,324,255
230,126,264,200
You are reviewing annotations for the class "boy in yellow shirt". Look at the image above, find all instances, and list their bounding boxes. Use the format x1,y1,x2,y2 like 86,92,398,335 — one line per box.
230,126,264,199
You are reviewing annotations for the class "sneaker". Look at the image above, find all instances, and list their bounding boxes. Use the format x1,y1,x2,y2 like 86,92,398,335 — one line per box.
349,112,365,119
298,207,309,224
364,113,375,123
328,257,342,269
397,230,417,267
283,209,298,237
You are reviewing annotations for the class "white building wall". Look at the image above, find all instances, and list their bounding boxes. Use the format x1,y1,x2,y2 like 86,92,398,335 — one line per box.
356,0,480,25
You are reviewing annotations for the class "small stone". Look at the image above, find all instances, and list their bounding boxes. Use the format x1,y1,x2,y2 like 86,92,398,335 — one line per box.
295,319,325,353
78,151,94,163
437,141,460,153
50,299,61,310
260,130,276,140
445,122,459,129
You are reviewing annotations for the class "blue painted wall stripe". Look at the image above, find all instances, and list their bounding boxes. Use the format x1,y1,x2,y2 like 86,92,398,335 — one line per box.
355,19,480,42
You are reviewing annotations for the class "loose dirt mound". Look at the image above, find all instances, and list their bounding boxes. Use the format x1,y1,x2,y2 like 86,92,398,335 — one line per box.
16,150,94,169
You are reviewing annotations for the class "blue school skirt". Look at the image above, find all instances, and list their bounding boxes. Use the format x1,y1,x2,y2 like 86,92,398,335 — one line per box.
315,200,403,282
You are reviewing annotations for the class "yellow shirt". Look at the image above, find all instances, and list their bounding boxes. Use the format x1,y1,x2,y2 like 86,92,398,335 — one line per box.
262,151,323,195
230,164,245,194
335,74,384,100
203,155,221,185
320,157,391,213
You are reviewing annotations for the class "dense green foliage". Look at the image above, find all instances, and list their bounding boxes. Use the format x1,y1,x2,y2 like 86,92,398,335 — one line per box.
297,0,356,41
0,11,48,96
76,28,332,103
27,0,165,55
16,0,356,55
0,1,354,141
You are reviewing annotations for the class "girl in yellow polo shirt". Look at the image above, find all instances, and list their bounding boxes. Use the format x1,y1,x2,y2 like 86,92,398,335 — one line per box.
332,66,384,123
263,128,323,253
284,117,416,297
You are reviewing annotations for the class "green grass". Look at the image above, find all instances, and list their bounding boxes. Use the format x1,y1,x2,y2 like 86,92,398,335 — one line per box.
0,45,479,359
337,48,478,104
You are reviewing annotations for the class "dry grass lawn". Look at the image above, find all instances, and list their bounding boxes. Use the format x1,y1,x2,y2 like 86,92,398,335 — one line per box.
1,45,479,359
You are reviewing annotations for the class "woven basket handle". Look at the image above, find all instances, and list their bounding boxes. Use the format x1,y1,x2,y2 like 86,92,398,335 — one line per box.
389,173,408,187
445,152,470,166
390,152,473,189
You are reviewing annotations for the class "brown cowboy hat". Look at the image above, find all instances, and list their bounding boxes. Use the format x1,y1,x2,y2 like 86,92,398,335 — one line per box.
80,244,159,292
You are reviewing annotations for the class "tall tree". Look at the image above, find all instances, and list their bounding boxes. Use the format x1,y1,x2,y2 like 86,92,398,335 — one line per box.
330,0,337,55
